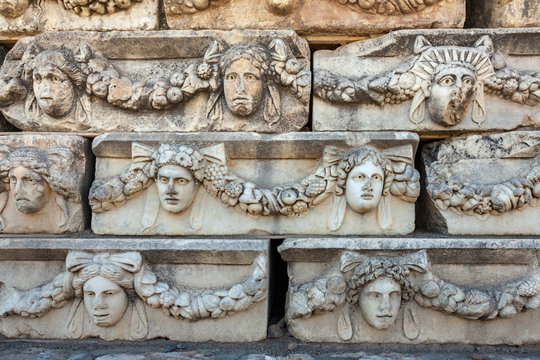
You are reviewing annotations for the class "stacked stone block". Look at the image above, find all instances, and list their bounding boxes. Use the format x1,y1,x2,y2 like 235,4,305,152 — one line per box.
0,0,537,347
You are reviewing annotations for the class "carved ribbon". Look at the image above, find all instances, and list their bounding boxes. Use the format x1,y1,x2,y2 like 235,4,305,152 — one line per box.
66,251,142,273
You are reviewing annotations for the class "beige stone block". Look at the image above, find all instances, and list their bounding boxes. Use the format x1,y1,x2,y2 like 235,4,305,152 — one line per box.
0,238,269,341
89,132,420,236
469,0,540,28
280,237,540,345
164,0,465,39
313,29,540,136
421,131,540,235
0,30,310,133
0,0,158,37
0,133,91,234
0,0,157,36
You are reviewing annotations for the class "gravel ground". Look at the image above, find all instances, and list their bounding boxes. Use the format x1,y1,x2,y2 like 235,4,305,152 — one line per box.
2,338,540,360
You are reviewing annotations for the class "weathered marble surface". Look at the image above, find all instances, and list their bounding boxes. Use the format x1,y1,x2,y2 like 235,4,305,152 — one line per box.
0,0,157,36
468,0,540,28
164,0,465,38
421,131,540,235
313,29,540,136
280,237,540,344
0,133,91,233
0,45,16,131
90,132,420,236
0,238,269,342
0,31,310,133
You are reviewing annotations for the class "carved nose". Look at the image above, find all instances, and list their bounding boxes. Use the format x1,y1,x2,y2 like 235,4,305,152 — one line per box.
166,181,177,195
362,178,372,192
94,296,107,309
236,78,246,93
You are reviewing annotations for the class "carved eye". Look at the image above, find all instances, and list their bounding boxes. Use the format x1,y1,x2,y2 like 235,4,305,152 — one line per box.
371,293,381,299
9,177,16,184
159,177,168,184
105,291,115,296
373,174,382,182
85,291,95,297
438,76,455,86
462,76,475,86
226,73,237,81
245,73,257,81
176,178,189,185
390,291,400,298
34,74,41,82
52,76,60,83
24,177,37,185
353,174,365,181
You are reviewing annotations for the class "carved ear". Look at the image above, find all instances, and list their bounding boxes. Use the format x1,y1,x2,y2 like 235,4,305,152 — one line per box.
65,298,84,339
203,40,224,64
200,143,227,165
130,299,148,340
403,303,420,340
474,35,493,54
264,83,281,128
141,185,159,231
337,306,353,341
377,195,392,230
328,195,346,232
472,83,486,126
414,36,432,54
206,89,223,128
189,189,206,231
409,90,427,124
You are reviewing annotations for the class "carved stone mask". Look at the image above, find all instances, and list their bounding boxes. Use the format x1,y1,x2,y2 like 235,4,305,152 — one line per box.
427,65,477,126
345,161,384,213
8,165,51,214
156,164,197,214
32,52,77,117
0,0,28,18
83,275,129,328
224,58,264,117
359,276,401,330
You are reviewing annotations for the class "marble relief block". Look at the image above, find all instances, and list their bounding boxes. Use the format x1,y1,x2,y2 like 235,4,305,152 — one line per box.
164,0,465,38
0,30,309,133
280,237,540,344
89,132,420,236
313,29,540,136
0,0,157,36
0,133,91,234
0,238,268,341
421,131,540,235
468,0,539,28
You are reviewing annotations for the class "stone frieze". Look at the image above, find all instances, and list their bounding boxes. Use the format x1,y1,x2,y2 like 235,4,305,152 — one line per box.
0,134,90,234
0,239,268,341
313,29,540,135
89,132,420,235
164,0,464,38
0,31,310,133
421,131,540,235
0,0,156,35
280,237,540,344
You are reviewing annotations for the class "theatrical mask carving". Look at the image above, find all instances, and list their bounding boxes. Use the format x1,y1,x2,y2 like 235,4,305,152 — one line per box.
287,250,540,341
0,251,267,340
315,35,540,127
0,144,83,233
0,37,309,132
89,143,419,232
